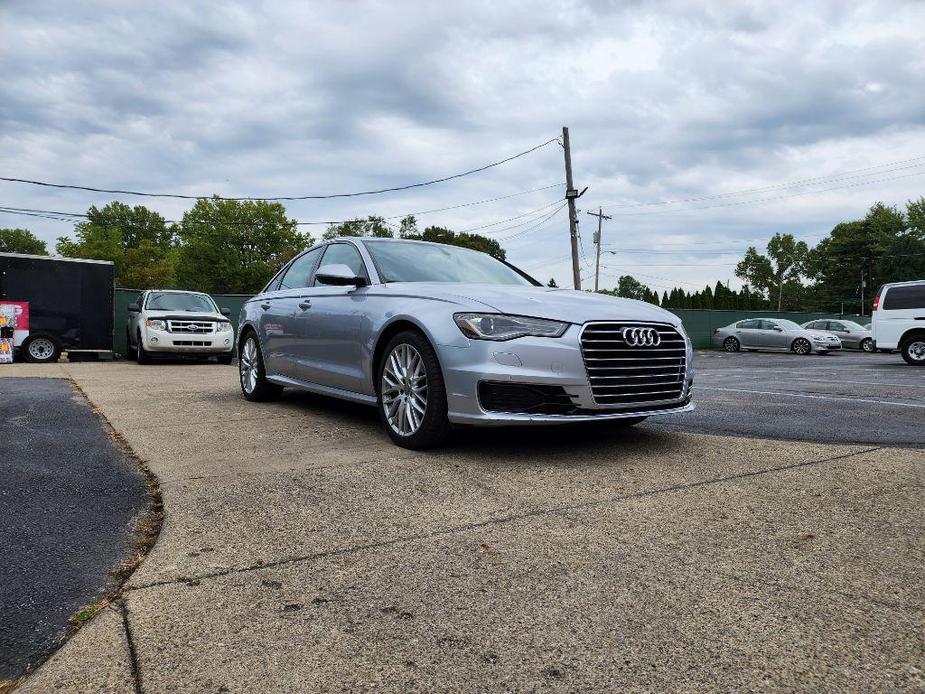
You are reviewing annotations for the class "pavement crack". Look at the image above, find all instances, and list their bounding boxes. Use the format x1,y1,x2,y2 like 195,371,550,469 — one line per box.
119,599,144,694
126,445,883,592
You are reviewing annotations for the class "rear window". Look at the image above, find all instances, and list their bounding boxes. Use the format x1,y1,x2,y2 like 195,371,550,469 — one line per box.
882,284,925,310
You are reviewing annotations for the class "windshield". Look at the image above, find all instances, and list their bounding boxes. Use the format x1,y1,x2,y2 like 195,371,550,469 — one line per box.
145,292,217,312
774,319,803,331
364,240,536,285
839,321,866,331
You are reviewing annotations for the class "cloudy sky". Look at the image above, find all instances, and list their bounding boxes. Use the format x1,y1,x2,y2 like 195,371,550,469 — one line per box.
2,0,925,292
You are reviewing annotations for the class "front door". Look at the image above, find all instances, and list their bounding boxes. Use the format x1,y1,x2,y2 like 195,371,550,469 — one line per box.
291,242,372,394
759,320,789,349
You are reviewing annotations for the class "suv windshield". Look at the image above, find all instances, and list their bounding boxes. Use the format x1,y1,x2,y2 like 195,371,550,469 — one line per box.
364,240,537,285
145,292,217,312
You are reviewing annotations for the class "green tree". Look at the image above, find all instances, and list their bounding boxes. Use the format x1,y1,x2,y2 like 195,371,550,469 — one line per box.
176,197,312,294
0,227,47,255
736,232,808,311
56,202,176,288
404,225,507,260
323,216,392,240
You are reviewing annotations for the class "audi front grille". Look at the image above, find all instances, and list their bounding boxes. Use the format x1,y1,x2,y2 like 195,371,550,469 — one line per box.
580,321,687,407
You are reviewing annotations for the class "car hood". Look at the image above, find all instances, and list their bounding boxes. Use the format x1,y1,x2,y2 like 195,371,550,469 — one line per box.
380,283,683,327
143,310,226,321
801,329,839,339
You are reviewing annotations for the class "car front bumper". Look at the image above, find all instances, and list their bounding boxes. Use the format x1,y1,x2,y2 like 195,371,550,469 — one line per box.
141,328,234,354
438,324,694,426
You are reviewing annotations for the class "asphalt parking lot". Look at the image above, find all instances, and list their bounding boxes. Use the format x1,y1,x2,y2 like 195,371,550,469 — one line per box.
651,350,925,448
3,357,924,692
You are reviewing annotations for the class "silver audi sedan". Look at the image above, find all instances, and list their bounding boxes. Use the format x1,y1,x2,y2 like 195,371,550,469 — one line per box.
237,238,694,448
712,318,841,354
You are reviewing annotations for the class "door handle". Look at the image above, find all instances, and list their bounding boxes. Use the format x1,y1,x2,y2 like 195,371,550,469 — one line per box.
298,301,312,311
260,302,271,311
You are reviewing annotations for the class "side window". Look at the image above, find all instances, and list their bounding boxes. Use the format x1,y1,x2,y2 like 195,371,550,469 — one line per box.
279,247,324,290
759,320,776,330
807,321,821,329
315,243,367,284
829,322,844,331
882,285,925,310
737,320,758,329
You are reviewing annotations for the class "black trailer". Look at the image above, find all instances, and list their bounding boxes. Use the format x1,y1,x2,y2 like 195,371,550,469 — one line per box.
0,253,115,363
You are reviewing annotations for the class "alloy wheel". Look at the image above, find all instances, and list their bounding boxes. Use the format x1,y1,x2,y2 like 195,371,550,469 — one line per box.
861,338,875,353
27,337,56,362
381,343,428,437
240,338,259,394
908,340,925,362
793,339,810,355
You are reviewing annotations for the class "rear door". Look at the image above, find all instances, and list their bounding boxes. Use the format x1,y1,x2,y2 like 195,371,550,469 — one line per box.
878,283,925,348
734,320,762,347
258,247,324,378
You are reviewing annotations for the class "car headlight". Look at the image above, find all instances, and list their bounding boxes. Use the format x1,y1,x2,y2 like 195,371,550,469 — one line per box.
215,321,232,332
454,313,568,341
145,319,167,331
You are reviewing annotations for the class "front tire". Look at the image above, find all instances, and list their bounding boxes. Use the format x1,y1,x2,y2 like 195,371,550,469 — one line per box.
239,333,281,400
378,330,451,449
860,338,875,353
791,338,811,355
136,331,152,364
723,337,740,352
22,334,61,364
900,337,925,366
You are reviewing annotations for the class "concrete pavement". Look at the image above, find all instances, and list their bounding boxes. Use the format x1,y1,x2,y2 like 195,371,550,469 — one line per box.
4,362,923,692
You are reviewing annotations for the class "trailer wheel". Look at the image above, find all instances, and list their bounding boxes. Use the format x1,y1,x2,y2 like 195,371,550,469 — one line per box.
22,334,62,364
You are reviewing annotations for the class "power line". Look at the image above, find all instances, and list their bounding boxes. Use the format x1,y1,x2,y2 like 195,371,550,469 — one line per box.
0,138,559,201
593,156,925,210
493,203,568,241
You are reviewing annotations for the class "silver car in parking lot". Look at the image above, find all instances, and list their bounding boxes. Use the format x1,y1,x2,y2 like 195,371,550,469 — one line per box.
801,319,874,352
712,318,841,355
237,238,694,448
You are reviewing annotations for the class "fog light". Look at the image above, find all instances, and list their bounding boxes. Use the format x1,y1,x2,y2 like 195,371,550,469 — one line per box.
150,336,158,344
224,338,231,345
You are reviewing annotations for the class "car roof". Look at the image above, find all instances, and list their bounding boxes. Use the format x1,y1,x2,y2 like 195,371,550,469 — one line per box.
882,279,925,288
145,289,210,295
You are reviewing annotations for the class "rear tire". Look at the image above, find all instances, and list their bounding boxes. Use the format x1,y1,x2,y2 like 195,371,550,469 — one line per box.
791,338,811,355
22,334,61,364
377,330,451,449
239,333,282,400
900,337,925,366
723,337,740,352
860,338,875,353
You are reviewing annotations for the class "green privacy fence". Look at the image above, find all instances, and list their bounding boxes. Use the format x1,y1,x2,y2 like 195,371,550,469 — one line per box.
113,289,251,357
668,309,866,349
111,288,864,356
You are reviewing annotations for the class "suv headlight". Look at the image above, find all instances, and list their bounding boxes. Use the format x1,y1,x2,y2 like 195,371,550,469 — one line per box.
145,319,167,331
454,313,568,341
215,321,232,332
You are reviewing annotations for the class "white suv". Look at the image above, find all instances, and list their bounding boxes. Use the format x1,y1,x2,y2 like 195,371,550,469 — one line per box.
127,290,234,364
871,280,925,365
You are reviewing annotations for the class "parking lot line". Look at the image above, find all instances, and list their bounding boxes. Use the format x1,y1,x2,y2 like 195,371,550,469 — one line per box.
698,386,925,409
703,374,925,389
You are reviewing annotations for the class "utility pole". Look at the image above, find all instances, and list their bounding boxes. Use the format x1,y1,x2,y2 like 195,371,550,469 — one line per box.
860,268,866,317
587,207,611,292
561,126,582,290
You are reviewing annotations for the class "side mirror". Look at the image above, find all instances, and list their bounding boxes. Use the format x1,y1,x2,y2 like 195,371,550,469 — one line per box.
128,302,140,313
220,307,231,316
315,264,367,287
773,327,783,332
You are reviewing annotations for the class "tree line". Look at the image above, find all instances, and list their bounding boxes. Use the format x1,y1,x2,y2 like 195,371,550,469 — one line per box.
0,200,505,294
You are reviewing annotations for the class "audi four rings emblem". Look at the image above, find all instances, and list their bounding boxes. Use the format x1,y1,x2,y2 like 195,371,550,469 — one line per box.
622,327,661,347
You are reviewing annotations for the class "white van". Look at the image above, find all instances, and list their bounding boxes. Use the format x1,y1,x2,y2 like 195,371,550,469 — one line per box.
871,280,925,365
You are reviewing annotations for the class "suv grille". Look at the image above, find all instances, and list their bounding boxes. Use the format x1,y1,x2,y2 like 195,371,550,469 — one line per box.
167,320,215,334
580,322,687,407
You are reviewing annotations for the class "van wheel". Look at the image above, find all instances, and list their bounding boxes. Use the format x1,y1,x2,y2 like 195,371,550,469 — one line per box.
900,337,925,366
22,335,61,363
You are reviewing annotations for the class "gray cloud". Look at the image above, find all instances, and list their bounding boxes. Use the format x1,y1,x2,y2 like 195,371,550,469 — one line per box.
1,0,924,289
